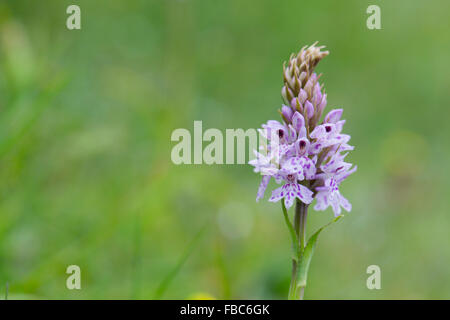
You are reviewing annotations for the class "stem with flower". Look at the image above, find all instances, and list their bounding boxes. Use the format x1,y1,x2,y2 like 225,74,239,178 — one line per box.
249,43,356,299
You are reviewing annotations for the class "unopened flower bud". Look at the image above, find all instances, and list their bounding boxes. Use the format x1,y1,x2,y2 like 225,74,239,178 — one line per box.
318,93,327,113
304,100,314,119
314,83,322,105
298,89,307,104
281,104,293,122
299,72,307,84
304,79,314,96
291,98,303,113
282,86,294,104
291,111,305,132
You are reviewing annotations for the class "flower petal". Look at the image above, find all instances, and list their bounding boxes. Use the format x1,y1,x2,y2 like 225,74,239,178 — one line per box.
295,184,314,204
281,157,304,176
284,187,296,209
330,193,342,216
324,109,343,123
301,157,316,179
339,193,352,212
314,192,329,211
269,185,285,203
310,125,326,140
256,175,271,202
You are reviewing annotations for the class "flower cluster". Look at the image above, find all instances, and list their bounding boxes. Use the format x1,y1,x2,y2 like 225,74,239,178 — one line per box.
249,43,356,216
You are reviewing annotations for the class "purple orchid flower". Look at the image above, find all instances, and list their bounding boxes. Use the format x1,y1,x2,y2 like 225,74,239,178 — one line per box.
249,43,356,300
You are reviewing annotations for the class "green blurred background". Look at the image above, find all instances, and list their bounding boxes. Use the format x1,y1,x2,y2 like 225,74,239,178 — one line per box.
1,0,449,299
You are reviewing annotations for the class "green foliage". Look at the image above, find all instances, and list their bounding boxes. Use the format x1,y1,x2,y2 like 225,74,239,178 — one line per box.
297,216,343,289
1,0,450,299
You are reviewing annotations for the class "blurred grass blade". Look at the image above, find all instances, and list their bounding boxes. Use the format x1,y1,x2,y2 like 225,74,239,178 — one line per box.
131,213,143,299
153,223,209,299
297,215,343,288
0,75,68,157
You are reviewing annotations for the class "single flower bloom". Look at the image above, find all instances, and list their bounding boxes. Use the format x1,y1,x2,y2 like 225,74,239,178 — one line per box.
269,180,313,209
313,152,357,216
309,121,352,155
268,157,315,208
314,178,351,216
316,152,357,182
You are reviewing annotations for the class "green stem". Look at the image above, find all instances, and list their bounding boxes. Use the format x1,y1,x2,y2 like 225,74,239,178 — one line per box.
288,259,298,299
281,202,298,300
289,199,308,300
299,202,308,251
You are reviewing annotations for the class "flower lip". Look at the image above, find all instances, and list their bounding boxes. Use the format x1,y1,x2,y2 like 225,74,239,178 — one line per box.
286,174,296,183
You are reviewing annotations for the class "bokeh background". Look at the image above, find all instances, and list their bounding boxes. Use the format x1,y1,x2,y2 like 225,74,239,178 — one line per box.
1,0,450,299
